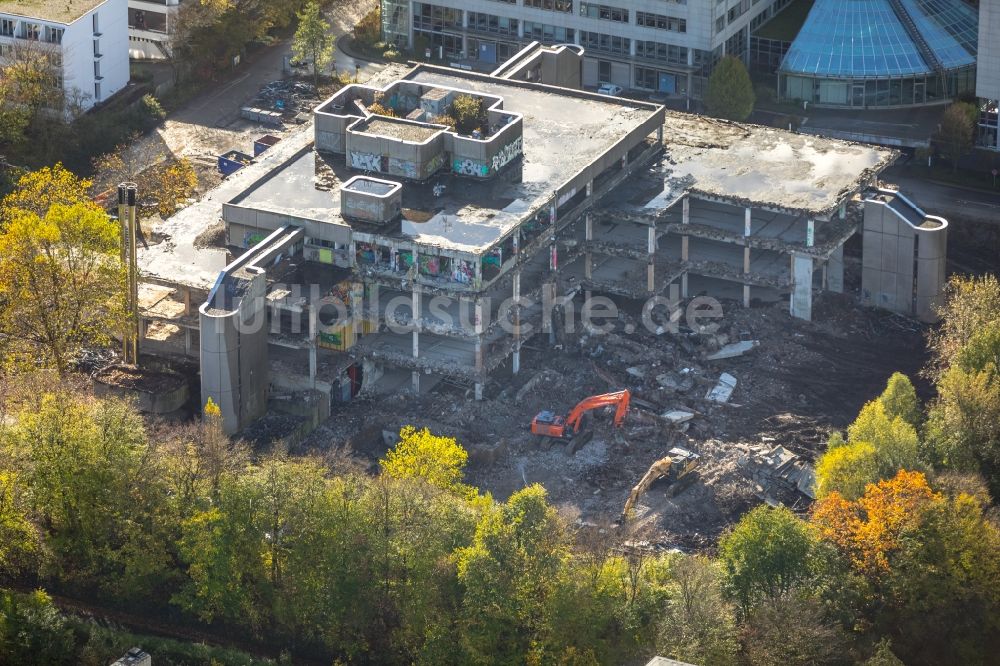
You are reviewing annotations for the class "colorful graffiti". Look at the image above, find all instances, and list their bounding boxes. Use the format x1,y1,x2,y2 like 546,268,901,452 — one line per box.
491,136,523,173
389,157,418,179
453,158,489,177
426,152,446,177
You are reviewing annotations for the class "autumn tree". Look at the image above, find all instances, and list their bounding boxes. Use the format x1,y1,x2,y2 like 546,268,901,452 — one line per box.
704,56,755,122
0,42,72,161
878,372,921,429
740,593,849,666
0,163,93,223
718,505,816,616
92,137,198,218
381,425,469,492
0,186,125,374
812,470,1000,663
292,0,334,87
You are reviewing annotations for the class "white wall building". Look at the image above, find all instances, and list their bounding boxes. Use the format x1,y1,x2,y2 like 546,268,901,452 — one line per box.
0,0,129,111
381,0,795,97
977,0,999,151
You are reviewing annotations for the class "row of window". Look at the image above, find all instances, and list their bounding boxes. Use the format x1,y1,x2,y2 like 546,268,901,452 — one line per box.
579,30,630,56
636,11,686,33
0,18,64,43
413,2,464,30
635,40,688,65
467,11,519,36
524,0,573,12
579,2,628,22
522,21,574,43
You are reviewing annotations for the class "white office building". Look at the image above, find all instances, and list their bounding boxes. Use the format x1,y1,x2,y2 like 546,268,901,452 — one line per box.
0,0,129,111
977,0,999,151
381,0,795,97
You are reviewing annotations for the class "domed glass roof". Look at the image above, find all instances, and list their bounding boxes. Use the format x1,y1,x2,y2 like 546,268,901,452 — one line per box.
779,0,977,78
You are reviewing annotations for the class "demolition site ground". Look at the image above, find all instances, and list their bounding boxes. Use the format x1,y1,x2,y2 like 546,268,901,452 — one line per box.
303,289,928,551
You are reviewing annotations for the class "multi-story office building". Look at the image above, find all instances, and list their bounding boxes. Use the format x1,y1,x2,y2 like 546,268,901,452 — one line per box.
977,0,999,150
0,0,129,110
381,0,796,97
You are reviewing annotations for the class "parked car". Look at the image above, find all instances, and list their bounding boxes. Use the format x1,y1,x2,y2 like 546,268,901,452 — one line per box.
596,83,623,97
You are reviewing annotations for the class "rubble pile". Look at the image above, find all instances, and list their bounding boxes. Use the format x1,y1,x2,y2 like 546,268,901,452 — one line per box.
303,292,928,549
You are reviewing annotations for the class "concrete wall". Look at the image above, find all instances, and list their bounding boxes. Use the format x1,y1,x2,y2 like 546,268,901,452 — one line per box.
861,192,947,322
977,0,1000,100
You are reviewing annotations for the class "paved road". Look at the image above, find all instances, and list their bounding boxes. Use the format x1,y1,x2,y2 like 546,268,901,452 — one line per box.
883,165,1000,224
151,0,383,158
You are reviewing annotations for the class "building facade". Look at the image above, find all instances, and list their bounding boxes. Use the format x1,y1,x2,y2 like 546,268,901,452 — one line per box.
127,0,178,59
977,0,999,150
0,0,129,110
381,0,795,97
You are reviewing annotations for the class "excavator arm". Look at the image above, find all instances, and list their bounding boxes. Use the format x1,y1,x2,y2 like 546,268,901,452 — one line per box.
621,457,674,522
564,389,631,434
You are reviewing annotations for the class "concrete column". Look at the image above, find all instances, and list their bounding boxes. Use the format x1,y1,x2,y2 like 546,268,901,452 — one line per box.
586,180,593,197
474,297,484,400
512,231,519,258
585,212,594,280
412,286,420,392
806,219,815,247
827,245,844,294
647,223,656,292
183,287,191,315
184,328,191,356
839,201,846,220
308,306,318,388
681,197,690,298
512,271,521,374
743,207,751,307
790,253,813,321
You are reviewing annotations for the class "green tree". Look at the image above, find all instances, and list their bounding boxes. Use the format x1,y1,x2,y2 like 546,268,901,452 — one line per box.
0,589,76,666
0,163,93,223
456,484,566,664
878,372,921,429
0,471,38,575
655,555,739,666
704,56,755,121
718,505,816,616
7,393,168,591
292,1,334,87
381,426,469,492
740,594,849,666
935,101,978,171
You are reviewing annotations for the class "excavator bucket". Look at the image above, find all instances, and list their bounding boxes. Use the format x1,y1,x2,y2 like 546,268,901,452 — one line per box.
566,428,594,455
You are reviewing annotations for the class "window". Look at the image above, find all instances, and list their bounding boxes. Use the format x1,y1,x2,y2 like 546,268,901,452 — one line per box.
0,19,12,36
412,3,463,30
636,11,686,33
44,26,63,43
92,12,100,34
635,41,688,65
598,60,611,81
580,3,628,22
467,12,518,36
94,60,101,78
579,31,630,56
94,81,101,100
523,21,574,43
93,39,101,56
524,0,573,13
22,23,40,40
715,15,725,33
727,0,750,23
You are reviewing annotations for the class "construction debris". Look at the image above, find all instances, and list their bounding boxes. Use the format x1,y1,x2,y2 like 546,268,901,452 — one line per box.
706,340,759,360
737,444,816,507
706,373,738,403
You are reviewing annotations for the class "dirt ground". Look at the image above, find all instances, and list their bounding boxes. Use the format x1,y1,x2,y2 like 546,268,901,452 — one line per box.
301,291,928,551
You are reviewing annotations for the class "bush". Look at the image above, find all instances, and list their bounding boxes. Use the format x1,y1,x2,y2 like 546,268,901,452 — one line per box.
704,56,755,121
137,94,167,124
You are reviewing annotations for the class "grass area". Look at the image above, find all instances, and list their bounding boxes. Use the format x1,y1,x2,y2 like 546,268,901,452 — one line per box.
754,0,814,41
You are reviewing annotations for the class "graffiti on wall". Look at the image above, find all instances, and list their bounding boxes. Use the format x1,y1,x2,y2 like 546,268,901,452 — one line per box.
350,151,386,172
453,158,489,177
426,152,446,177
491,136,523,173
389,157,417,179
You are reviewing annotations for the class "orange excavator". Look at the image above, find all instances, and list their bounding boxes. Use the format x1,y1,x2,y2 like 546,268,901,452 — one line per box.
530,390,631,451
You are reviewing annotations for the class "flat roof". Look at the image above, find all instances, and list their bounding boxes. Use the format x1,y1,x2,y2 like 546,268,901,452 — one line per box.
234,67,658,254
659,111,895,217
356,116,443,143
0,0,103,23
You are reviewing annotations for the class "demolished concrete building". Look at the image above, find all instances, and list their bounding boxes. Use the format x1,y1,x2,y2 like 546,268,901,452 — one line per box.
135,46,949,434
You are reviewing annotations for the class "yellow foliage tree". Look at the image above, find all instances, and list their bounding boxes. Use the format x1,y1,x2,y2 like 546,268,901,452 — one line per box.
380,426,469,492
0,202,125,374
0,163,92,223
